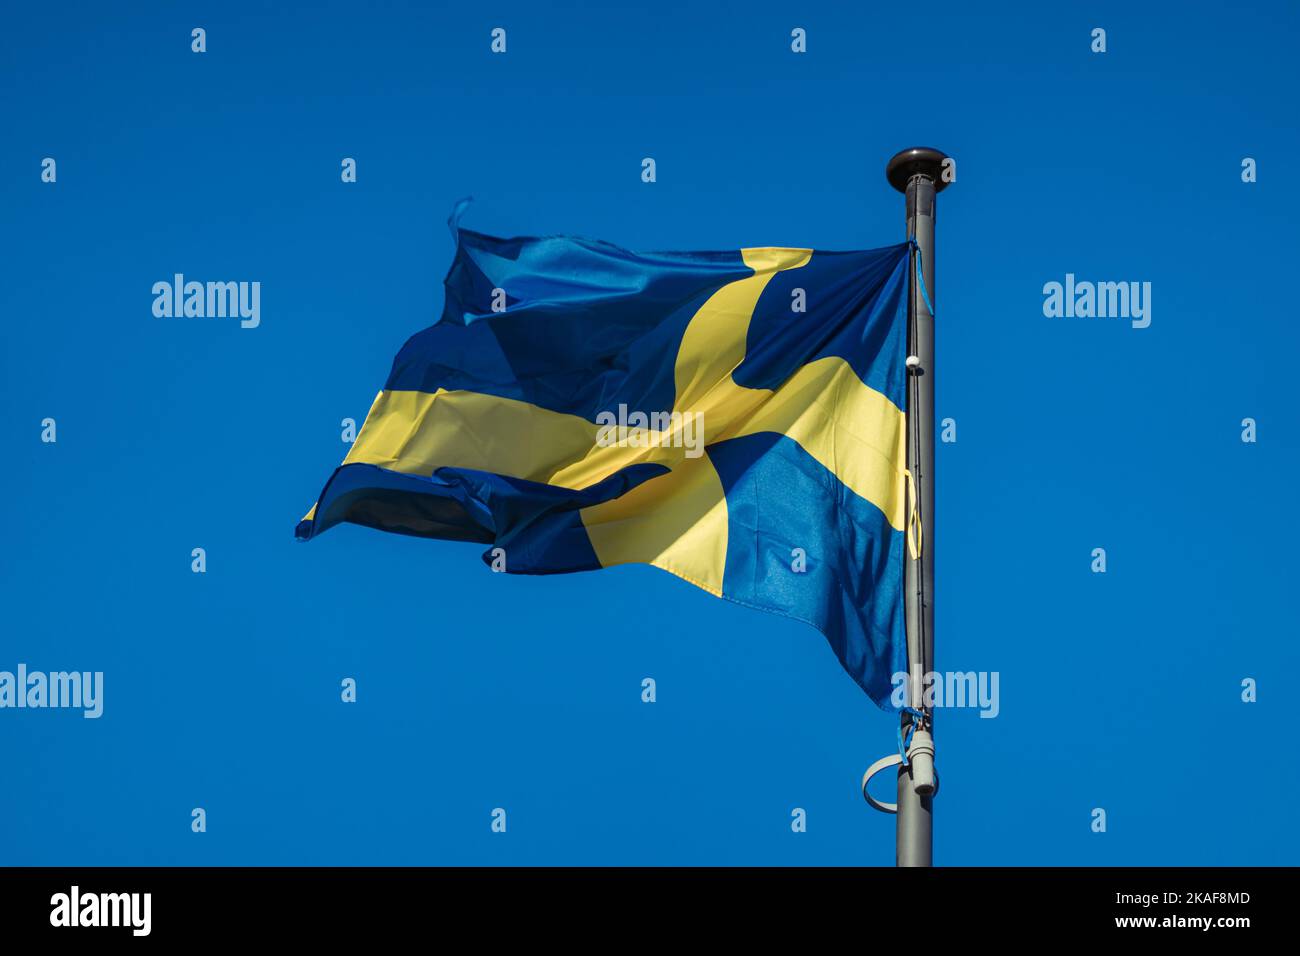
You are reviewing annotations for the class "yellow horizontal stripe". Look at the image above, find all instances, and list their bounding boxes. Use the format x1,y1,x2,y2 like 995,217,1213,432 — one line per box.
342,387,602,483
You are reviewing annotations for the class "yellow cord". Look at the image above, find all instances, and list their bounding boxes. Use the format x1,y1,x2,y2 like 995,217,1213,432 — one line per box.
904,468,923,560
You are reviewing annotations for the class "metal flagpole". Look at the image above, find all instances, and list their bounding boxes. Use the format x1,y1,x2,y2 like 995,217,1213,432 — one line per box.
887,146,949,867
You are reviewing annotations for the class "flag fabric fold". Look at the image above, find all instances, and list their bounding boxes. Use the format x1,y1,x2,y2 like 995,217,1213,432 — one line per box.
297,227,912,707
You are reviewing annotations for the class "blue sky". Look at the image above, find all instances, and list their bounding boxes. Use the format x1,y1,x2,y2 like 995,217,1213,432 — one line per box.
2,0,1296,865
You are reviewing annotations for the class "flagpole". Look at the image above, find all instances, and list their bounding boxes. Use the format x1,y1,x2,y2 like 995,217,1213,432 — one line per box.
887,146,949,867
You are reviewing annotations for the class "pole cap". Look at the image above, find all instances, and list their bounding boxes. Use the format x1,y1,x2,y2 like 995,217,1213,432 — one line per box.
886,147,950,194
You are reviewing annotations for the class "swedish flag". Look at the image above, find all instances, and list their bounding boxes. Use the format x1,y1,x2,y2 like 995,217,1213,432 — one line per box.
297,226,912,707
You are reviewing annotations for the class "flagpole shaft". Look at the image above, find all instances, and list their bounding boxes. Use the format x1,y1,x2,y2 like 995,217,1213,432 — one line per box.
887,147,948,867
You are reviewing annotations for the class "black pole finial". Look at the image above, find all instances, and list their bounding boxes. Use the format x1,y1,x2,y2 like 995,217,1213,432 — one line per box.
886,147,950,194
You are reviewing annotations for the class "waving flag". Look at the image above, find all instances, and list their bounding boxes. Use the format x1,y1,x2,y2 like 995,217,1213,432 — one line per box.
297,226,912,707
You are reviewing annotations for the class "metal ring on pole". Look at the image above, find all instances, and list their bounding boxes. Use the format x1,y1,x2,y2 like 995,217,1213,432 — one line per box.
862,754,903,813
